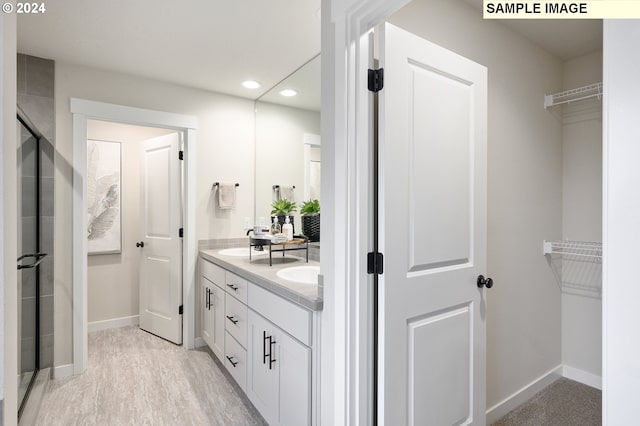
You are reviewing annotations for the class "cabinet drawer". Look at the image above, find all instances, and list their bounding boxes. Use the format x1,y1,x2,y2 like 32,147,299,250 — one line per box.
225,271,248,304
224,331,247,392
225,293,248,348
248,283,312,346
202,259,225,288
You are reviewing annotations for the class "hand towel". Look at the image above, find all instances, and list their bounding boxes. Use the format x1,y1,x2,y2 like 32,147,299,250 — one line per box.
280,185,294,201
218,183,236,209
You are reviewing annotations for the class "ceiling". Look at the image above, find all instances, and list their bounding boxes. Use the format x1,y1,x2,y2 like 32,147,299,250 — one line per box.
17,0,321,100
17,0,600,105
258,54,321,111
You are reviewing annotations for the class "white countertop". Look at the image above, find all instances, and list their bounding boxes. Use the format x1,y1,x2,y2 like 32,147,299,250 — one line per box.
199,248,323,311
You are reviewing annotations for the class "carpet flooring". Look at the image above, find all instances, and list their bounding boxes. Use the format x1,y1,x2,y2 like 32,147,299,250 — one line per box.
35,326,265,426
492,377,601,426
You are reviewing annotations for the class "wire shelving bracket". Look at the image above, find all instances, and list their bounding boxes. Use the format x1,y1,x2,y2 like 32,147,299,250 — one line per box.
543,240,602,298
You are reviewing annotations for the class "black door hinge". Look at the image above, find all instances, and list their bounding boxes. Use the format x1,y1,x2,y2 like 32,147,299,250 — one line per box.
178,150,184,160
178,305,183,315
367,252,384,275
368,68,384,93
179,228,184,238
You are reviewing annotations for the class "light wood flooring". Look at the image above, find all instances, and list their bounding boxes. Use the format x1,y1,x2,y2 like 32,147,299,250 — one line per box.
35,326,265,425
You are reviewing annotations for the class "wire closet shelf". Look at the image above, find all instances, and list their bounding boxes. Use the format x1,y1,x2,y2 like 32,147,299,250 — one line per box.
543,240,602,298
544,82,603,109
543,240,602,260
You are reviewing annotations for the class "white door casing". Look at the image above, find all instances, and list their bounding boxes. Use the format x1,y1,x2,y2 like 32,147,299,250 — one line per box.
139,133,183,344
378,23,488,425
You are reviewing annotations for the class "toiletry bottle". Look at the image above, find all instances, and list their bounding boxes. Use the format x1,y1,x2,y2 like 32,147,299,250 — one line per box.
270,217,281,235
283,216,293,241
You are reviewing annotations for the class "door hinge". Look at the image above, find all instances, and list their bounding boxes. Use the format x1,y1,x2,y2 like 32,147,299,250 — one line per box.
179,305,183,315
179,228,184,238
178,150,184,160
368,68,384,93
367,252,384,275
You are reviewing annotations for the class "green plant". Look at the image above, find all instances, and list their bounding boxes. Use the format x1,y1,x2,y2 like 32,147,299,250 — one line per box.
270,199,297,215
300,199,320,215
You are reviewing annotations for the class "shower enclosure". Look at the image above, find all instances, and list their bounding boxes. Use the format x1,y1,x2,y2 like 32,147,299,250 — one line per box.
16,111,47,418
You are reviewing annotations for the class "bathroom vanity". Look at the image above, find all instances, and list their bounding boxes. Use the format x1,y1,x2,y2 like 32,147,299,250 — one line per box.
199,248,321,426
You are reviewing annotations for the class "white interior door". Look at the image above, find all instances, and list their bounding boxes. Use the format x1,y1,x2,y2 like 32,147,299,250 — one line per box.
139,132,183,344
378,23,488,425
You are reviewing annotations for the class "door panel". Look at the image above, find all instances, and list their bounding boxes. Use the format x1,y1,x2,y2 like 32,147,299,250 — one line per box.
379,23,487,425
139,133,182,344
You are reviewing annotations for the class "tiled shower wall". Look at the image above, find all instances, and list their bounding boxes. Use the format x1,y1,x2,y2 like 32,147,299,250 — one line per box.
17,53,55,368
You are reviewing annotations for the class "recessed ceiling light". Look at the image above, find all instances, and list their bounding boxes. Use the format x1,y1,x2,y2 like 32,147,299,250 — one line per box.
242,80,261,89
280,89,298,97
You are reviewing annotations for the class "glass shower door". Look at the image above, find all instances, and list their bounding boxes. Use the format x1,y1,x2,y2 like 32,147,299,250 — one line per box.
17,116,45,417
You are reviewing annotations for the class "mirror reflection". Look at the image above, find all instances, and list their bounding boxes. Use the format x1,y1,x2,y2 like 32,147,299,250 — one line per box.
255,54,321,241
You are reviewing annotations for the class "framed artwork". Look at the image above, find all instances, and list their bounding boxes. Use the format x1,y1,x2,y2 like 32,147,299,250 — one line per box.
87,139,122,254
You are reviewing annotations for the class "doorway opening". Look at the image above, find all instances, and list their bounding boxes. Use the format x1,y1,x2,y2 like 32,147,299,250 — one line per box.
85,120,183,344
71,99,198,376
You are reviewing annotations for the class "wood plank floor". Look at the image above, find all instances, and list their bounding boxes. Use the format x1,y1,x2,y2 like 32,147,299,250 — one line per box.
36,326,265,425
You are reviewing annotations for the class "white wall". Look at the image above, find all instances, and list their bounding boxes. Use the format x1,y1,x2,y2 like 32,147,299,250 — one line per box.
86,121,174,325
389,0,564,409
55,62,256,366
255,101,321,229
602,20,640,425
2,12,17,424
561,51,602,381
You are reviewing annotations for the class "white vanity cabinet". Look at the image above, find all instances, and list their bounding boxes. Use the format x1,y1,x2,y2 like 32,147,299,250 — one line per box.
202,262,226,361
247,309,311,426
200,255,317,426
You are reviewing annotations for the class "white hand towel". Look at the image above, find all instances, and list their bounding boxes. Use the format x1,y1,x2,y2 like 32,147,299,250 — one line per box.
280,185,294,201
218,183,236,209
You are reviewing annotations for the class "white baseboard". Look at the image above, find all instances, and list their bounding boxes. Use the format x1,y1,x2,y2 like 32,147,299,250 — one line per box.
53,364,74,379
195,337,207,348
88,315,139,333
563,365,602,390
486,365,563,424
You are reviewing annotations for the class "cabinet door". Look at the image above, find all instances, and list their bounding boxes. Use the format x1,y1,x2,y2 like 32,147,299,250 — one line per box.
202,279,214,349
247,310,279,425
278,331,311,426
211,284,226,361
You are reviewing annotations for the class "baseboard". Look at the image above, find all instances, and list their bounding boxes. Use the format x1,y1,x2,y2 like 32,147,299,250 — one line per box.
195,337,207,348
53,364,74,379
88,315,139,333
563,365,602,390
486,365,563,424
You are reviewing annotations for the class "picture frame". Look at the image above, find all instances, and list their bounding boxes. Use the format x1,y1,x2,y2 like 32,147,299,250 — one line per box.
87,139,122,255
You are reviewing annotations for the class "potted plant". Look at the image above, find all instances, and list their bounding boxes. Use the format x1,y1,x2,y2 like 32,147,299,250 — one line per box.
300,199,320,242
270,199,297,233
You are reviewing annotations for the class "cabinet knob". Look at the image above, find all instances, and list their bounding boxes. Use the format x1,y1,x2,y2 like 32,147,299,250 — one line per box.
136,241,144,248
477,275,494,289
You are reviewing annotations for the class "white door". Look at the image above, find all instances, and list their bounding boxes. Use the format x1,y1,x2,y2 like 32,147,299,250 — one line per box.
139,133,183,344
378,23,488,425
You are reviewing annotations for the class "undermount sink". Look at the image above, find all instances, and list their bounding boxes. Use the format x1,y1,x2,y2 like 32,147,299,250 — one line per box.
276,266,320,285
218,247,267,257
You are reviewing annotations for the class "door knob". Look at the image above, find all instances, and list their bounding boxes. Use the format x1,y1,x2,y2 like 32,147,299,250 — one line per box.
477,275,493,289
136,241,144,248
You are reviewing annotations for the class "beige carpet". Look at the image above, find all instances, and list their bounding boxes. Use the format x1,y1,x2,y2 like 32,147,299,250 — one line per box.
492,378,601,426
36,326,265,426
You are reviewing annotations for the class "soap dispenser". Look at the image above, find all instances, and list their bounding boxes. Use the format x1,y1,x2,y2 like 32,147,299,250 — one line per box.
270,216,281,235
282,216,293,241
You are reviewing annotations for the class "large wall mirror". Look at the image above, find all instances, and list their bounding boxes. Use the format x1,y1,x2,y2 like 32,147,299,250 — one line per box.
255,54,321,238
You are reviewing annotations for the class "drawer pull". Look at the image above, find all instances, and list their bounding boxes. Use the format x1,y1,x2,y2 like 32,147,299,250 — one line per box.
226,315,239,325
226,355,238,367
206,288,211,310
226,283,239,292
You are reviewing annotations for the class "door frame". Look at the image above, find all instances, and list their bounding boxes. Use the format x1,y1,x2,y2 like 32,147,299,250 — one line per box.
320,0,409,424
71,98,197,375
